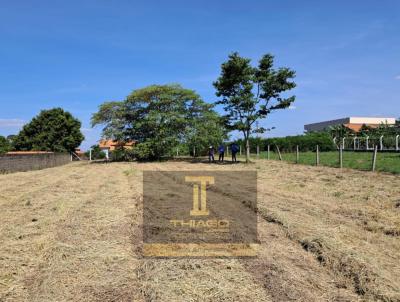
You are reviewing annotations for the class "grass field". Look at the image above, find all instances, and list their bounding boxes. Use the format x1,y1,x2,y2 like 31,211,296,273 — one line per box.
0,160,399,301
238,151,400,174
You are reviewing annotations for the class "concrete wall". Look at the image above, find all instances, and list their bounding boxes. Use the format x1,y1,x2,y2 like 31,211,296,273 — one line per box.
0,153,71,173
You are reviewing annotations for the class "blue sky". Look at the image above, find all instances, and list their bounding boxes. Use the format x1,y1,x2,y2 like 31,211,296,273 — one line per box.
0,0,399,150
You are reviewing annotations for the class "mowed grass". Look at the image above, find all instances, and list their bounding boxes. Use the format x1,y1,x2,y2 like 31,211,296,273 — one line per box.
0,161,399,301
239,151,400,174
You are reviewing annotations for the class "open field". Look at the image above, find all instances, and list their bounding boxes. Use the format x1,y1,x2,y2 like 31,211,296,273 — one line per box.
0,160,399,301
241,151,400,174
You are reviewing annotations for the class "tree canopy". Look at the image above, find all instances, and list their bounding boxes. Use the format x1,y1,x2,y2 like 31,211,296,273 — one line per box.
13,108,84,152
92,84,226,160
214,52,296,162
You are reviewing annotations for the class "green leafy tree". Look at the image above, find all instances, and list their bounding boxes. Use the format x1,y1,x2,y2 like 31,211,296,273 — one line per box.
185,101,228,156
92,84,225,160
214,52,296,162
13,108,84,152
0,136,11,155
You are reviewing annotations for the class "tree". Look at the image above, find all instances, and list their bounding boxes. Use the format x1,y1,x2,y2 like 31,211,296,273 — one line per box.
13,108,84,152
185,99,228,156
214,52,296,162
0,136,11,155
92,84,225,160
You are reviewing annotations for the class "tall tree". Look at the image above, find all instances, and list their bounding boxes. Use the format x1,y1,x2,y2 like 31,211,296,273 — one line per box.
92,84,225,160
13,108,84,152
214,52,296,162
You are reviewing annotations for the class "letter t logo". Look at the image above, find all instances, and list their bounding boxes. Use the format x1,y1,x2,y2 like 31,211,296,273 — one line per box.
185,176,214,216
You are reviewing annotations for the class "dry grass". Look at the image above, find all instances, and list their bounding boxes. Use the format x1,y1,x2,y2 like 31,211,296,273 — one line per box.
0,159,399,301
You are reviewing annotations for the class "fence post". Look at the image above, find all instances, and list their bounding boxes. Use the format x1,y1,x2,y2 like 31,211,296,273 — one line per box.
193,146,196,157
226,145,229,156
176,148,179,157
256,145,260,158
276,145,282,161
396,135,399,151
296,145,299,163
89,149,92,161
353,137,356,150
366,136,369,150
380,135,383,151
372,145,378,171
339,144,343,168
239,145,242,156
316,145,319,166
267,145,270,160
342,138,345,150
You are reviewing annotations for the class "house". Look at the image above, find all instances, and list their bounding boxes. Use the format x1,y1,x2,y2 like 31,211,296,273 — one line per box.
98,139,136,158
304,117,396,132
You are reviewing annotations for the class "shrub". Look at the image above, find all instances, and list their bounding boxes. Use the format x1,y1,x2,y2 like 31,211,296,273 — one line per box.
0,136,11,155
132,142,156,161
85,145,106,160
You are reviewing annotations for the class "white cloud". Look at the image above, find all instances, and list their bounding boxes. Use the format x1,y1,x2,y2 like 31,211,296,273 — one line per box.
0,118,25,127
289,105,297,110
81,127,93,132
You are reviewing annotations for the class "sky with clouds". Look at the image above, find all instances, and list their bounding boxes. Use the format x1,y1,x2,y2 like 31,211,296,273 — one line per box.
0,0,399,150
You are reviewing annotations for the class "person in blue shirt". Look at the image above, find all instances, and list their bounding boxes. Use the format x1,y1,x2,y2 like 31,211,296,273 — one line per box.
218,144,225,162
231,143,239,162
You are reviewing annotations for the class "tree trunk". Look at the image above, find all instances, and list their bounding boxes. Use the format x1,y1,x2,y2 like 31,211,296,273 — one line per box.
246,138,250,163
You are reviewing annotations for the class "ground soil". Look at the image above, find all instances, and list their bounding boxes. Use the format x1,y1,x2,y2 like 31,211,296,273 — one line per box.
0,159,399,301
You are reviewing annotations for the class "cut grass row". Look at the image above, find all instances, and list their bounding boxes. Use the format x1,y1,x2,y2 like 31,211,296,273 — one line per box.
239,151,400,174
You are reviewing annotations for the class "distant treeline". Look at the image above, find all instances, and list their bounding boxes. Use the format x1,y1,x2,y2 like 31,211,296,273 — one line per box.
234,132,336,153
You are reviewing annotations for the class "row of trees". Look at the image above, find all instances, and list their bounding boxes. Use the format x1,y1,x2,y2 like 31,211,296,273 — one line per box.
92,52,297,162
1,52,297,162
235,132,336,153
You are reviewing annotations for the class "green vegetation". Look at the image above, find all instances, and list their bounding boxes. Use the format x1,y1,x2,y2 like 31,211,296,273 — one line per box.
92,84,226,160
0,136,12,155
84,145,106,160
248,150,400,174
214,52,296,163
13,108,84,152
234,132,336,153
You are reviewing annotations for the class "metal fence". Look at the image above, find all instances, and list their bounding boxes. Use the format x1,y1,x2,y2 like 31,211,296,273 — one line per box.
333,135,400,151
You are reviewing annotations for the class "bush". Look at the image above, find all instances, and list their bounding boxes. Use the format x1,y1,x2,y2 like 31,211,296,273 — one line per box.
132,142,156,161
0,136,11,155
85,145,106,160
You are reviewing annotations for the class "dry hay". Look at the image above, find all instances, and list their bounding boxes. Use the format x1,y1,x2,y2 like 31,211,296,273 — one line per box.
0,159,399,301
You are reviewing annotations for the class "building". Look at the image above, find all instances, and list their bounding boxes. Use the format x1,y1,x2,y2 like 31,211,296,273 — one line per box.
98,139,136,158
304,117,396,132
